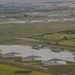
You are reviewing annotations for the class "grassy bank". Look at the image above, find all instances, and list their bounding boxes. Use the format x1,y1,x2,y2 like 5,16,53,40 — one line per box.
0,64,51,75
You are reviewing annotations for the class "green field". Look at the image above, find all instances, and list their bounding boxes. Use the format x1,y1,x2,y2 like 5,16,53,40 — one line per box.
0,21,75,43
1,63,75,75
0,64,51,75
0,22,75,50
46,65,75,75
60,40,75,46
31,30,75,47
0,22,75,75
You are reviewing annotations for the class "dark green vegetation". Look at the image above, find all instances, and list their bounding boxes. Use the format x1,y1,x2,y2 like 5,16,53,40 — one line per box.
0,56,75,75
46,65,75,75
0,57,22,62
0,56,43,65
0,57,75,75
31,30,75,47
0,64,51,75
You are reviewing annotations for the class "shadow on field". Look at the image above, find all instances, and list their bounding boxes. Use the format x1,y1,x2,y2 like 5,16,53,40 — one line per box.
15,70,32,74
